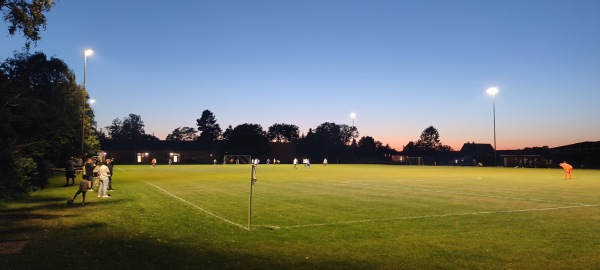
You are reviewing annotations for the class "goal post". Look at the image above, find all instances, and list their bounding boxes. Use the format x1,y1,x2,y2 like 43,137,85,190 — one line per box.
223,155,252,164
406,157,424,165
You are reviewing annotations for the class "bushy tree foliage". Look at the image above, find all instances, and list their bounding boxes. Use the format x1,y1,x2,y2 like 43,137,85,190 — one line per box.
404,126,453,152
267,123,299,143
297,122,358,162
0,52,85,198
1,0,55,49
225,123,269,157
105,114,158,141
166,126,197,141
196,109,222,142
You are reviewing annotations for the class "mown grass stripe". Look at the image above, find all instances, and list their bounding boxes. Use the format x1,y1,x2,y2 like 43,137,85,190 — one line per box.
278,204,600,229
145,181,248,231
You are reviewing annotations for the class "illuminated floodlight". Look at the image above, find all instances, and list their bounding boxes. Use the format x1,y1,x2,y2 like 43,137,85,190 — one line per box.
486,87,498,96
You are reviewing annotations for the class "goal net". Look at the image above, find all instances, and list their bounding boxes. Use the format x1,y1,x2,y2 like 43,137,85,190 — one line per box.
223,155,252,164
406,157,424,165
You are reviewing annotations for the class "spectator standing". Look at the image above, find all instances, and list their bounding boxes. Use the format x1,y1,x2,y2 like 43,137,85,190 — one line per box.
107,158,114,191
84,158,95,191
97,160,111,198
65,157,76,186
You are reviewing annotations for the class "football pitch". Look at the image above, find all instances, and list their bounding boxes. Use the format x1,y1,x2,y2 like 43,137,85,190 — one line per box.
2,164,599,269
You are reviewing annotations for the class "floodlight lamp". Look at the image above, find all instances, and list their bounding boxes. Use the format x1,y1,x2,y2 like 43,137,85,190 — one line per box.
84,49,94,56
350,113,356,119
486,87,499,96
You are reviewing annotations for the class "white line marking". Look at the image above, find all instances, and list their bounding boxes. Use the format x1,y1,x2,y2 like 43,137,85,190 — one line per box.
343,182,593,206
279,204,600,229
145,181,248,231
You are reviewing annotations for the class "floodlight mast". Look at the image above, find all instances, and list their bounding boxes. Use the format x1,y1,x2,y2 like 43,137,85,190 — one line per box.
486,87,499,166
350,113,356,163
82,49,94,157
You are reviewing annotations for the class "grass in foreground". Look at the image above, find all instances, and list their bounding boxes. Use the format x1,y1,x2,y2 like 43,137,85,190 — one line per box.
1,164,599,269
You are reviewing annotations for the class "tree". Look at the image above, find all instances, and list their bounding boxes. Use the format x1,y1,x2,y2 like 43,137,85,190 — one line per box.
408,126,453,151
298,122,357,162
267,123,300,143
105,118,123,140
121,114,146,141
358,136,378,156
0,52,83,197
1,0,55,49
313,122,358,146
104,114,157,141
222,125,233,142
166,126,197,141
225,124,269,157
196,109,222,142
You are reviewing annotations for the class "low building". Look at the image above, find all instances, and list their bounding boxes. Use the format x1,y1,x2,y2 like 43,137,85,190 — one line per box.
100,140,297,165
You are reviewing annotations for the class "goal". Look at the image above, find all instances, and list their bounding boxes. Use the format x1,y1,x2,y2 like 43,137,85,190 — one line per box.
223,155,252,164
406,157,424,165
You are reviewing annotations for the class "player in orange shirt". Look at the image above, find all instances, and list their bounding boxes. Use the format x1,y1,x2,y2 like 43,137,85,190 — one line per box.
559,161,573,179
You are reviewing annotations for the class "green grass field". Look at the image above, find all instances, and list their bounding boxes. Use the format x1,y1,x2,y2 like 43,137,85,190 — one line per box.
1,164,599,269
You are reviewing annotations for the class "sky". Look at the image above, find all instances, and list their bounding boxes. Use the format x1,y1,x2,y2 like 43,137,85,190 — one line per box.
2,0,599,151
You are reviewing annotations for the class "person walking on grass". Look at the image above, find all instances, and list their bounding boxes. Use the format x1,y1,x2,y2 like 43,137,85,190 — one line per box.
97,160,111,198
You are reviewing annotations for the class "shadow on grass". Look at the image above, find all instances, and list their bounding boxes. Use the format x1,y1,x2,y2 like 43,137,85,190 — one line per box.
1,186,369,269
3,232,370,270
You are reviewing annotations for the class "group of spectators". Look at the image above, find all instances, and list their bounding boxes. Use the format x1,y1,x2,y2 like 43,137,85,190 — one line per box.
68,157,114,205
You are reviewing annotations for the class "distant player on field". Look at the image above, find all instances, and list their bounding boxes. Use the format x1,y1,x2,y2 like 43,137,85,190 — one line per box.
559,161,573,179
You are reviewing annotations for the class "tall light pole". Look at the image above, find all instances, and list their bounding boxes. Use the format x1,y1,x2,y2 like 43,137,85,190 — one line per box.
486,87,498,166
82,49,94,157
350,113,356,163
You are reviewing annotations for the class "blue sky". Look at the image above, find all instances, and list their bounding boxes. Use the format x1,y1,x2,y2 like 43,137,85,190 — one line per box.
2,0,599,150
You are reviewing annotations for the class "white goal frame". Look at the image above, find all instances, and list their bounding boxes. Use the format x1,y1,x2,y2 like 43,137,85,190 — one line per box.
406,157,424,165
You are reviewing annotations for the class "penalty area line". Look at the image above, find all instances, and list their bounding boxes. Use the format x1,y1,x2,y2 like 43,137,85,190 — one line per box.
278,204,600,229
144,181,248,231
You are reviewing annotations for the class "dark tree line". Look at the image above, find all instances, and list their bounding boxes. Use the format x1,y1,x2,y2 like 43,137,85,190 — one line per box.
101,110,398,163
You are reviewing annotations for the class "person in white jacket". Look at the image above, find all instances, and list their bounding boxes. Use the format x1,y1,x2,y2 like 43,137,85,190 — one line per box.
97,160,111,198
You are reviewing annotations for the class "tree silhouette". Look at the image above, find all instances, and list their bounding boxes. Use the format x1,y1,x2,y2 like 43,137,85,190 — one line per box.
404,126,453,152
196,109,222,142
267,123,300,143
225,124,269,157
105,114,157,141
166,126,197,141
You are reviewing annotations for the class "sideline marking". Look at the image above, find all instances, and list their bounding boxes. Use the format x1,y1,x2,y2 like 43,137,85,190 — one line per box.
145,181,248,231
342,182,593,206
278,204,600,229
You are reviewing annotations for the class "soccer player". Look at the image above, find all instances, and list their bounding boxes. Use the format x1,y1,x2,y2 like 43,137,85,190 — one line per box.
559,161,573,179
